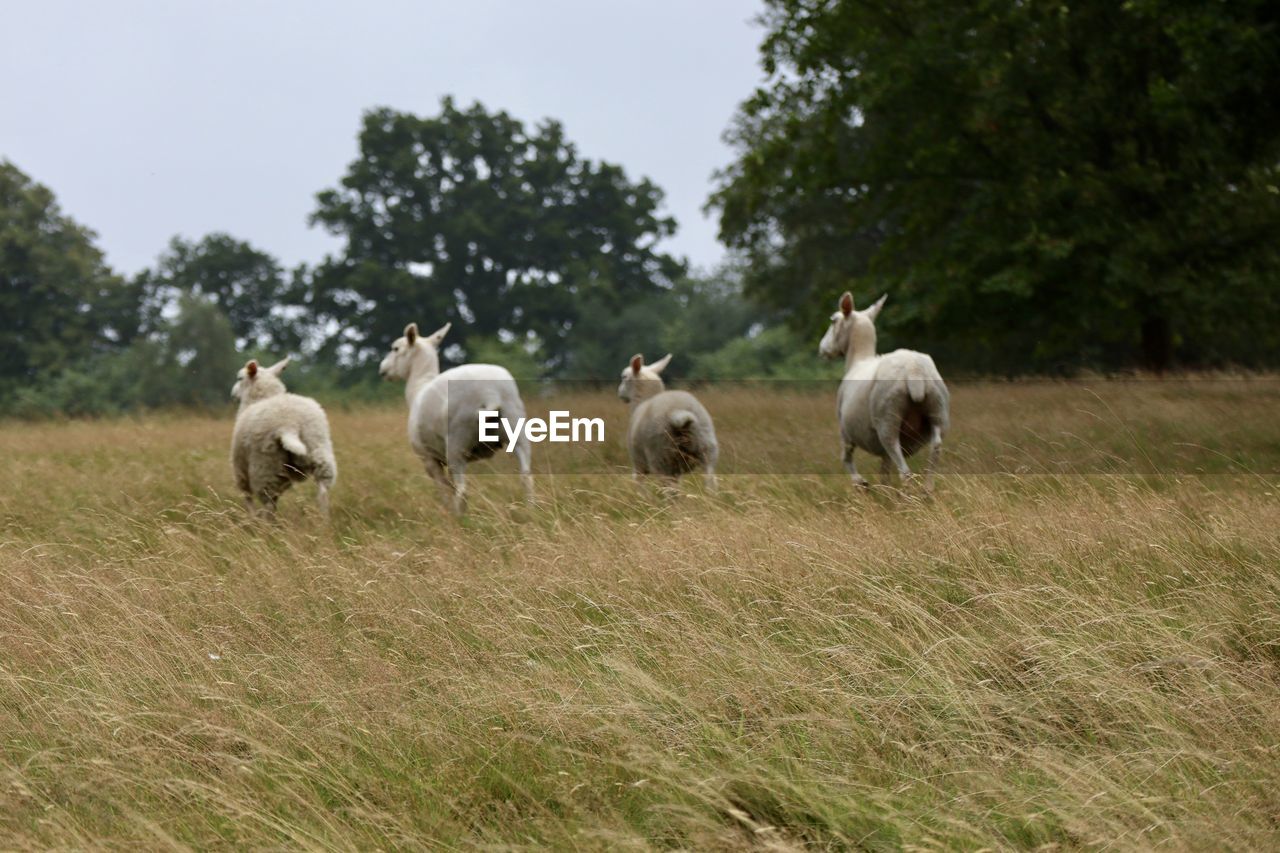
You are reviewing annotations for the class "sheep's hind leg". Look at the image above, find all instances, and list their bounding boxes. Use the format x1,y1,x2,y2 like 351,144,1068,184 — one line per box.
422,457,455,507
843,444,868,488
315,481,331,519
254,491,279,520
247,471,279,520
880,434,913,486
630,452,650,491
446,458,469,516
924,424,943,493
658,474,681,500
514,438,535,505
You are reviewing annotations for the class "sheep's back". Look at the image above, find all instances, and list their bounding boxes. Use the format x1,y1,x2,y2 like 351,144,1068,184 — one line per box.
411,363,525,461
630,390,717,475
839,351,949,455
232,394,334,476
877,349,950,430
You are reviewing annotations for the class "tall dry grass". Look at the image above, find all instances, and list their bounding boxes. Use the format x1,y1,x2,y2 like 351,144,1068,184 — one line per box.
0,379,1277,848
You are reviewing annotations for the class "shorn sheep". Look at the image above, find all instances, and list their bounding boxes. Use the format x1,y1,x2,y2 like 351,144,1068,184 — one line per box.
379,322,533,515
819,291,950,490
618,353,719,494
230,357,337,516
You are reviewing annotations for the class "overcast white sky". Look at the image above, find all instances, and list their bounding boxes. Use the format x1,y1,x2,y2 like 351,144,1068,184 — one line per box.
3,0,766,277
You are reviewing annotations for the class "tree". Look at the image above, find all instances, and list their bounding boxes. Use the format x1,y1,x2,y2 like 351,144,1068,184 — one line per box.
710,0,1280,372
463,334,546,381
557,266,753,380
136,233,302,353
159,293,242,407
0,160,137,397
309,98,685,370
688,325,840,381
6,293,240,417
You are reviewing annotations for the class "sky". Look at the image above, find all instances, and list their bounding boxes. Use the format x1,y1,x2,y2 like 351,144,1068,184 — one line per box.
2,0,767,278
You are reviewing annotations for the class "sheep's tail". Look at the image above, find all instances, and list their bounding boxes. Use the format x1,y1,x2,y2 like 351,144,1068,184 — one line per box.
279,425,338,489
279,429,308,457
906,363,927,403
668,409,696,431
669,411,701,454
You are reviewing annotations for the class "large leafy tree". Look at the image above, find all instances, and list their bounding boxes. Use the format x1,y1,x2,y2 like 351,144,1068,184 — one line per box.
136,233,301,353
0,160,138,396
309,98,684,370
711,0,1280,372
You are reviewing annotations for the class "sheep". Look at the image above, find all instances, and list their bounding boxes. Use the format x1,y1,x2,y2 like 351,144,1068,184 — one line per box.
818,291,950,490
617,353,719,494
378,322,533,515
230,357,337,517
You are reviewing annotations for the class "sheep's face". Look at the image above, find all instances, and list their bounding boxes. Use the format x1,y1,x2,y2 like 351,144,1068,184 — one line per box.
618,353,671,403
379,322,450,382
231,357,290,409
819,292,886,360
818,311,850,359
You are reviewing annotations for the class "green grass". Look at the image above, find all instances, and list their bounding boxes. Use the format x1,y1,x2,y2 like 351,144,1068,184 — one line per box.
0,379,1278,848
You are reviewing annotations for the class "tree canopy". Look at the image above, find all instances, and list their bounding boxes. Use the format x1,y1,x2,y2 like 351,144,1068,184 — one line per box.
309,98,685,369
135,233,303,353
0,161,137,396
711,0,1280,372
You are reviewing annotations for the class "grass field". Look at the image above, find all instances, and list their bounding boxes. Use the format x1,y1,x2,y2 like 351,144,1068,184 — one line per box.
1,379,1278,849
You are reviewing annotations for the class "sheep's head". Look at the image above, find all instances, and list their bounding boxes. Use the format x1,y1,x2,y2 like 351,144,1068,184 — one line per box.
819,291,886,360
618,353,671,404
379,321,450,382
231,357,290,410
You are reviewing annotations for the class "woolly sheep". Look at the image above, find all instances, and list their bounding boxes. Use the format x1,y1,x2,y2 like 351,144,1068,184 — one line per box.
378,322,533,515
230,357,337,516
819,291,949,490
617,353,718,494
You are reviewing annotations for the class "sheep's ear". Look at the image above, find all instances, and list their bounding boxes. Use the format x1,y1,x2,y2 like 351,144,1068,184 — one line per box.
630,354,644,375
839,292,854,317
404,323,419,345
245,360,259,379
267,356,290,375
426,322,451,347
649,353,673,374
866,293,887,321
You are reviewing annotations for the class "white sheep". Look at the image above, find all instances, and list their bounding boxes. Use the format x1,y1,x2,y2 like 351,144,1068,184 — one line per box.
230,357,337,516
819,291,950,490
378,322,533,515
617,353,719,494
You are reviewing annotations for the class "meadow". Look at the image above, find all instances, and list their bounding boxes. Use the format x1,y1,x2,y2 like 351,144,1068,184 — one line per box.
1,379,1278,849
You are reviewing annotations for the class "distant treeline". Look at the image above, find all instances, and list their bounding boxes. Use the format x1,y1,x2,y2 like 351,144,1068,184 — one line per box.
0,129,829,418
5,1,1280,416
